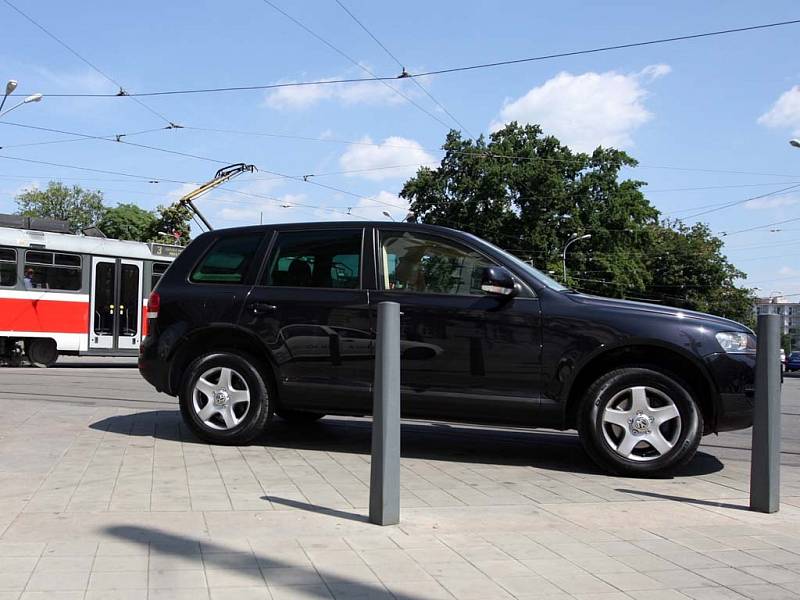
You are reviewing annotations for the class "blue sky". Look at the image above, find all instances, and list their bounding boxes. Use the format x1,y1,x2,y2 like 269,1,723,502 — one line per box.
1,0,799,296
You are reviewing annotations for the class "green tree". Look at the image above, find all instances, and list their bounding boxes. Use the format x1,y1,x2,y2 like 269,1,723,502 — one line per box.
148,204,193,246
401,122,754,323
15,181,106,231
643,221,754,324
98,203,157,241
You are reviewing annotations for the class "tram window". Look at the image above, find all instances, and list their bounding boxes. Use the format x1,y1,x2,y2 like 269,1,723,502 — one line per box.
23,250,82,291
55,253,81,267
0,247,16,287
151,261,169,289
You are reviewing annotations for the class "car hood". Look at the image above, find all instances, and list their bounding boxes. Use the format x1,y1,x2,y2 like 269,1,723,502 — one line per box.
565,292,751,333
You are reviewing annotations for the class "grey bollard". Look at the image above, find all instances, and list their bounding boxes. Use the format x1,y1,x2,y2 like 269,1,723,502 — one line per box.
369,301,401,526
750,312,781,513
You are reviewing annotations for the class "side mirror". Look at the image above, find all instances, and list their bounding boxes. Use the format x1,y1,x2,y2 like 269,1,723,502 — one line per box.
480,266,517,298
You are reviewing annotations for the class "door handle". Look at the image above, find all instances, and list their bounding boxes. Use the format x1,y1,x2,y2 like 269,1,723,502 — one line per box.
249,302,277,314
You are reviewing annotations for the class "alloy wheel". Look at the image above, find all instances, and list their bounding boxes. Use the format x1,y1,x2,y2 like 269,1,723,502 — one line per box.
192,366,251,430
600,385,682,462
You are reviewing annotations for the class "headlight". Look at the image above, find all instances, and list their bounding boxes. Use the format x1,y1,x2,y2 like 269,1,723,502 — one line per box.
715,331,756,353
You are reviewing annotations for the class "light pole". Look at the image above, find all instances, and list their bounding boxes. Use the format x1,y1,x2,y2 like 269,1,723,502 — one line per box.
382,211,395,221
0,92,43,119
562,233,591,281
790,139,800,149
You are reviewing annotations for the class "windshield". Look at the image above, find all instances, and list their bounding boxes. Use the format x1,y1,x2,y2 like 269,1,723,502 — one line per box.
464,232,568,291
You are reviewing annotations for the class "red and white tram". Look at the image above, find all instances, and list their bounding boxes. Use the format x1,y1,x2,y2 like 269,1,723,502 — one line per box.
0,223,181,366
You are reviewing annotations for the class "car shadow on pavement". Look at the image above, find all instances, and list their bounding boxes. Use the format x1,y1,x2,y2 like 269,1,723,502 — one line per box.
104,525,429,599
89,410,724,477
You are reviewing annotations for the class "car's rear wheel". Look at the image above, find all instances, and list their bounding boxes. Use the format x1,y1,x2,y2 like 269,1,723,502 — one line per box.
578,367,702,477
276,409,325,424
179,351,272,445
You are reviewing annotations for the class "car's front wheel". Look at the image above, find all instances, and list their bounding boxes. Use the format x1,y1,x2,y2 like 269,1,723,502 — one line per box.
179,351,272,445
578,367,703,476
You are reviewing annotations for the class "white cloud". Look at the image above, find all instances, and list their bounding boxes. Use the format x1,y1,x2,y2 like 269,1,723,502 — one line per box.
639,64,672,81
744,194,800,209
758,85,800,135
779,266,800,276
339,137,436,181
265,75,413,110
489,64,670,152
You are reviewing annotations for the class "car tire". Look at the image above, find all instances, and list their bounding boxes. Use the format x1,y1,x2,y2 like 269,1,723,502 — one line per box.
276,409,325,424
578,367,703,477
179,351,272,445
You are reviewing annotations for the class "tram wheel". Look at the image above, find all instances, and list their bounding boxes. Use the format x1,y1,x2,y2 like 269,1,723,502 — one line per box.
26,339,58,368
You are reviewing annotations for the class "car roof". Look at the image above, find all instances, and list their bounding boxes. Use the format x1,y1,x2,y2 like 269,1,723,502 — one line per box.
207,221,464,236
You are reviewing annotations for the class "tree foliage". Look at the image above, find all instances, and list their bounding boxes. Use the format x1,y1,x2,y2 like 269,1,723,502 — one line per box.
15,182,106,231
401,123,754,323
149,204,192,246
14,182,194,246
97,203,156,242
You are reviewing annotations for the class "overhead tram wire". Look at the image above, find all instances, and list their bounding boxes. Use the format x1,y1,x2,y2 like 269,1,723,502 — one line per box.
665,182,800,218
7,122,800,222
258,0,451,131
180,125,800,179
1,0,177,127
0,120,413,211
0,154,368,220
0,124,175,150
8,118,800,182
23,18,800,100
332,0,473,136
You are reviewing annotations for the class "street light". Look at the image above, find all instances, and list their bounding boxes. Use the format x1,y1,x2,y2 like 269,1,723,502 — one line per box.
0,92,44,119
562,233,591,281
382,211,395,221
790,139,800,149
0,79,18,112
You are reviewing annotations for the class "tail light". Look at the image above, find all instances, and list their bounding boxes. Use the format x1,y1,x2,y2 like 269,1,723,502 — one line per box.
147,290,160,318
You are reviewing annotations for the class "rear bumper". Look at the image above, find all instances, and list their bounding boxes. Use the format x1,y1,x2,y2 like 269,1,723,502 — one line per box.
704,352,755,432
138,335,170,394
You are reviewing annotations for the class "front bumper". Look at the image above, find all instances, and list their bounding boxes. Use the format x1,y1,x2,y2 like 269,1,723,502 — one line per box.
704,352,755,432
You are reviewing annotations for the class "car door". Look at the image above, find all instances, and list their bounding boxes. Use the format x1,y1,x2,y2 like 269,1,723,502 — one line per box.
239,227,372,414
369,228,543,425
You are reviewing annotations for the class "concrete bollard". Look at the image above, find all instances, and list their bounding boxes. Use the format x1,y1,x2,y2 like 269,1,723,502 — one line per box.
369,302,401,526
750,311,781,513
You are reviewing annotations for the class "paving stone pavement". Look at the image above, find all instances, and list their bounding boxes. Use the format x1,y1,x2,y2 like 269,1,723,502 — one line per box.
0,362,799,599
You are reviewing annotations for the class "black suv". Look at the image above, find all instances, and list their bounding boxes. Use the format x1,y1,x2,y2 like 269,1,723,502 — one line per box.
139,222,755,476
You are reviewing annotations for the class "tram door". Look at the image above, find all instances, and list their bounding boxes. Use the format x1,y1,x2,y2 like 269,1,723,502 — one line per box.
89,257,143,351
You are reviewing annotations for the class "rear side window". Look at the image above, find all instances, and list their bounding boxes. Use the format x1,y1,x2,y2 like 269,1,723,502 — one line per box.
263,229,362,289
190,234,263,284
0,247,16,287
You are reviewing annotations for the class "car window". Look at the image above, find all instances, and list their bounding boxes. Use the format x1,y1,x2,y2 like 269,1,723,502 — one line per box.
380,230,497,296
24,250,82,291
190,234,263,284
263,229,362,289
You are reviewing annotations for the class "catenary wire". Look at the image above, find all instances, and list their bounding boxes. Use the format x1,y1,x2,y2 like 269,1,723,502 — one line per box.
21,18,800,98
259,0,451,130
1,0,176,126
332,0,474,136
